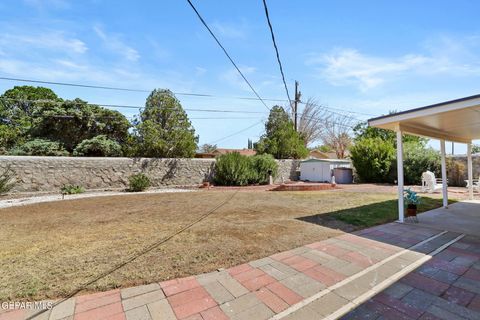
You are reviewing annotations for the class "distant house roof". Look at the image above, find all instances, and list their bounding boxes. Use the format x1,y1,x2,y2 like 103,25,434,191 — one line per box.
195,148,257,158
214,148,257,156
301,158,351,164
309,150,341,159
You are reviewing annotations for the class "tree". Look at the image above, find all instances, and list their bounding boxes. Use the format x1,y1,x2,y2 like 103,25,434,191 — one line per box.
350,138,395,183
314,145,333,153
255,106,308,159
30,98,131,151
199,143,217,153
402,143,440,185
351,122,441,184
353,121,427,146
297,98,325,146
0,86,62,149
136,89,198,158
0,86,131,153
318,114,354,159
73,135,122,157
472,144,480,154
8,139,69,156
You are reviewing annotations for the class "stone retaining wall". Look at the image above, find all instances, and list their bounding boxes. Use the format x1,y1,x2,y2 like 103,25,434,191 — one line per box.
0,156,300,193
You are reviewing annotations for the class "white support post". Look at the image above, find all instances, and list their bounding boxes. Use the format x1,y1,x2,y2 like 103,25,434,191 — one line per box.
440,140,448,208
396,130,404,223
467,142,474,200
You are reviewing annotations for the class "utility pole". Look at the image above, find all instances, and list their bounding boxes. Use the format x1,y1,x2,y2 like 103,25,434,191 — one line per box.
294,81,301,131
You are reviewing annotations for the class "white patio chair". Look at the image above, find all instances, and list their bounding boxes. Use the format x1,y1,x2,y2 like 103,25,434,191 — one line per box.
465,178,480,191
421,171,444,193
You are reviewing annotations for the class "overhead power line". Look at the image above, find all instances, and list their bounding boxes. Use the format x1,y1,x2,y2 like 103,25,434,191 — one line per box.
297,101,377,117
185,0,270,111
262,0,292,105
1,97,357,127
0,97,267,114
0,77,378,117
26,191,239,320
209,120,264,144
41,115,260,120
0,76,286,102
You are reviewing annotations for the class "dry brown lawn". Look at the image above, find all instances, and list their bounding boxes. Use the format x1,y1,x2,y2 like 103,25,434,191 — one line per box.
0,189,438,301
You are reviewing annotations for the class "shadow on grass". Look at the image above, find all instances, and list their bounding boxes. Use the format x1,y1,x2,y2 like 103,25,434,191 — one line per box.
297,197,457,232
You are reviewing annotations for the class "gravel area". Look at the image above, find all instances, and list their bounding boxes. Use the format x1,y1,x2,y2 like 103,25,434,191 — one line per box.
0,188,194,209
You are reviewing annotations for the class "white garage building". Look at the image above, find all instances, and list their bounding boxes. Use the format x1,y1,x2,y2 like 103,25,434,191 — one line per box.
300,159,351,183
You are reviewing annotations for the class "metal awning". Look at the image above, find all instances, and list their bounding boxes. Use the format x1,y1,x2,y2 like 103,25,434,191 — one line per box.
368,94,480,143
367,94,478,222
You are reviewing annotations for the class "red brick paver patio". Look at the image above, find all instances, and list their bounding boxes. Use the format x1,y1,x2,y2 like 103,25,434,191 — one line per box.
2,222,479,320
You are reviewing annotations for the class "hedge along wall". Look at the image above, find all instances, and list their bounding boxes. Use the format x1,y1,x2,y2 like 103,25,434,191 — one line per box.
0,156,301,193
447,154,480,186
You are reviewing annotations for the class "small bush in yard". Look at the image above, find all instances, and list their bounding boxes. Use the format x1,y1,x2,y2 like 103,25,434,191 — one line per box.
250,154,278,184
9,139,69,156
214,152,253,186
128,173,150,192
61,184,85,195
73,135,122,157
0,166,16,194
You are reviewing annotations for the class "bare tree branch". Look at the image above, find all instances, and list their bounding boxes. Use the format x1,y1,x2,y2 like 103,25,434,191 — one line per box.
318,113,354,159
296,98,328,146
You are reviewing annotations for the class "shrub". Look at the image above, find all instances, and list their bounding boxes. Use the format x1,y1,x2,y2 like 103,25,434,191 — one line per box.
402,143,440,185
350,138,395,183
9,139,69,156
128,173,150,192
447,158,467,187
73,135,122,157
214,152,253,186
61,184,85,195
250,154,278,184
0,165,16,194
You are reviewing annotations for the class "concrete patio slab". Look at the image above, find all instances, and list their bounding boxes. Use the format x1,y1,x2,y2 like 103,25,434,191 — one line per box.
416,200,480,236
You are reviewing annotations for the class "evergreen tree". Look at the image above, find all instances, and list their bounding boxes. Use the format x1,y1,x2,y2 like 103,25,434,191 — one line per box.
255,106,308,159
136,89,198,158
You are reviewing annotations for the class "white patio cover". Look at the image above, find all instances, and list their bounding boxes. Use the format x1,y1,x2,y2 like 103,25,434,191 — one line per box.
368,94,480,222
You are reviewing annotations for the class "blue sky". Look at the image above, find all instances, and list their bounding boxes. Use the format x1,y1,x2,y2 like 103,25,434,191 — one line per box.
1,0,479,152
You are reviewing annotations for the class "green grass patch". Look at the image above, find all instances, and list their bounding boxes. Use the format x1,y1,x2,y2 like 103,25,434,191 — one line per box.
332,197,457,228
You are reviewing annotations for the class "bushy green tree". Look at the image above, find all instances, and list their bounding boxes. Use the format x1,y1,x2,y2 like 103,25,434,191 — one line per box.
135,89,198,158
250,154,278,184
214,152,253,186
352,119,441,184
350,138,396,183
0,86,131,154
472,144,480,154
0,86,62,150
31,98,130,151
255,106,308,159
402,143,441,185
73,135,122,157
353,121,427,146
0,125,22,153
9,139,69,156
